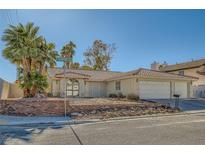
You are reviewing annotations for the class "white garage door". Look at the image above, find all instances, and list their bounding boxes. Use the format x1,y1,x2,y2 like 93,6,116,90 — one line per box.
139,81,171,99
174,82,187,98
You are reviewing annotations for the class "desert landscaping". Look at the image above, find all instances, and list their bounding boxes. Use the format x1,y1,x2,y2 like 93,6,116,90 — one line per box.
0,98,180,120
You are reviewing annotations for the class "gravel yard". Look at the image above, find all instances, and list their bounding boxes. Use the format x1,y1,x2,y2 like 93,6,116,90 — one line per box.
69,98,180,119
0,98,180,119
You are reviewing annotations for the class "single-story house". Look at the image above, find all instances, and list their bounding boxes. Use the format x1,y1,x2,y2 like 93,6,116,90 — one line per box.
47,67,197,99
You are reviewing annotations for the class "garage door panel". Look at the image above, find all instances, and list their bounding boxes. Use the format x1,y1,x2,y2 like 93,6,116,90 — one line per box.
139,81,170,99
174,82,187,98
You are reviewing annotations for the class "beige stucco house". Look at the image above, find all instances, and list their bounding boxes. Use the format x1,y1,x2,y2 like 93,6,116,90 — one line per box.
48,67,197,99
151,59,205,98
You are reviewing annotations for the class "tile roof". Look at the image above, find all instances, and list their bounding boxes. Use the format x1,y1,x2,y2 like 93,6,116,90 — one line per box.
136,68,198,80
106,68,198,81
160,58,205,72
55,72,91,79
48,67,122,81
48,67,197,82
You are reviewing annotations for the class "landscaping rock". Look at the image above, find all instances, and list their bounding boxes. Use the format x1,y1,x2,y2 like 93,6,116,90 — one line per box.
7,106,15,114
90,110,97,114
70,112,81,116
0,98,180,119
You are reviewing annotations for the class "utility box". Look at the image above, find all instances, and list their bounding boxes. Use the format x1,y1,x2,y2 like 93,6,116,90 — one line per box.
173,94,180,108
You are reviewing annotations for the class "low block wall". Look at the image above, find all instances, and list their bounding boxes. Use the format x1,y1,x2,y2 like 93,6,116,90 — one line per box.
0,78,23,100
0,78,10,99
8,83,23,98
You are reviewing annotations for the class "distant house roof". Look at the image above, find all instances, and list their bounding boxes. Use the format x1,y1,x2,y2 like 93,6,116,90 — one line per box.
160,58,205,72
106,68,198,81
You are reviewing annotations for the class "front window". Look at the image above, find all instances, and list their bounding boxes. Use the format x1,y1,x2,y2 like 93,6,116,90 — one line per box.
115,81,121,91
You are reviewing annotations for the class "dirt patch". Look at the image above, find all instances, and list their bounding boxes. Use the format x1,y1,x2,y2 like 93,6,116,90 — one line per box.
0,99,66,116
0,98,180,118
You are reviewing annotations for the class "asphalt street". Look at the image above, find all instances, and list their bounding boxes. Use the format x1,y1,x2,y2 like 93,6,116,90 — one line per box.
1,112,205,145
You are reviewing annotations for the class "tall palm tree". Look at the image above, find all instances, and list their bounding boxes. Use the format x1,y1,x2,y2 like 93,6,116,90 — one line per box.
34,38,58,75
2,22,42,97
2,22,57,97
60,41,76,68
27,38,58,96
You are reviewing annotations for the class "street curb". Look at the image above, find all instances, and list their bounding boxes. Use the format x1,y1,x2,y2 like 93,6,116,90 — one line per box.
0,119,99,127
184,110,205,114
1,110,205,127
70,110,205,125
0,113,181,126
70,112,185,125
0,121,69,127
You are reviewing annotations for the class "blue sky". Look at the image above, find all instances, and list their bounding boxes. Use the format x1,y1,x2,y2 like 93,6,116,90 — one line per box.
1,10,205,82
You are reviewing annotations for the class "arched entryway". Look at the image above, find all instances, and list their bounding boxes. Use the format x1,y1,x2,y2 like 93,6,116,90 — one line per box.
66,79,79,97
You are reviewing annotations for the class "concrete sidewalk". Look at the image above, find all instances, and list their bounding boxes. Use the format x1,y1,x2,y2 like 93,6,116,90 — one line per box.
0,115,70,125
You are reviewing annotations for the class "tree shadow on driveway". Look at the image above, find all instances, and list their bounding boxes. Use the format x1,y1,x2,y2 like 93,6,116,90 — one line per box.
0,124,64,145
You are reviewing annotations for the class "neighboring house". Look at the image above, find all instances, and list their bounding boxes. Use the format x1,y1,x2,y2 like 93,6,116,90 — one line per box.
47,67,196,99
151,59,205,98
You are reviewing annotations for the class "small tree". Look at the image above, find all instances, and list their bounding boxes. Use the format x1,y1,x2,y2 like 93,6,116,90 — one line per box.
80,65,93,70
70,62,80,69
83,40,116,71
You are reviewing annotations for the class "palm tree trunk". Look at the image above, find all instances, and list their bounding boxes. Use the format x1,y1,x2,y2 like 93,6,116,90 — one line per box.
21,58,33,97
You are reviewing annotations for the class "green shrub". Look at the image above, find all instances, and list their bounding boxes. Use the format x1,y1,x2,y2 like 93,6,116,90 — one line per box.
19,71,48,97
109,93,118,98
56,92,61,97
117,92,126,99
47,93,53,97
127,93,139,101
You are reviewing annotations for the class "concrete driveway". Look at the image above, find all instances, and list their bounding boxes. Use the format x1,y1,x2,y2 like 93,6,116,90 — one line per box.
149,99,205,111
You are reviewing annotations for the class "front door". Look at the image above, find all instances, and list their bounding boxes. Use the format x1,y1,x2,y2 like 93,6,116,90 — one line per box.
66,79,79,97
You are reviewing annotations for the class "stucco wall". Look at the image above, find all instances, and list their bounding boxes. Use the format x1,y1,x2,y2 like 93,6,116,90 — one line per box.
107,77,138,97
0,78,23,99
51,79,60,96
0,78,10,99
50,77,192,99
8,83,23,98
54,78,106,97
